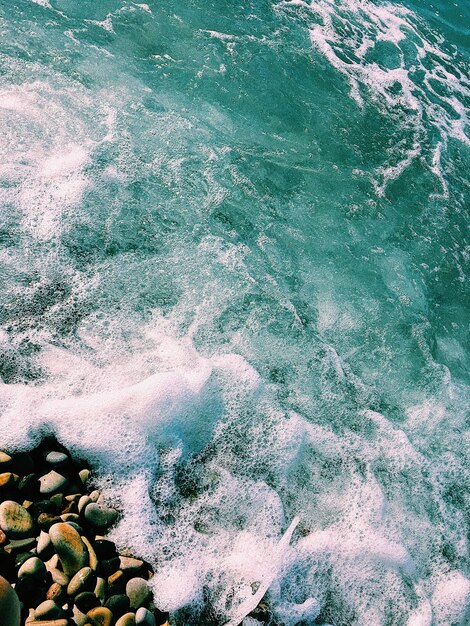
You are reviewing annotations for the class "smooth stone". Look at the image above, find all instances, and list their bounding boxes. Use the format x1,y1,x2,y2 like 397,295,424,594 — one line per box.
0,574,21,626
126,578,151,610
104,594,130,618
75,591,100,613
34,600,64,620
39,472,68,496
18,474,39,498
0,473,19,488
0,501,34,538
89,491,101,502
46,583,65,603
94,577,107,604
0,529,7,544
37,531,53,559
67,567,94,596
72,604,88,626
4,537,36,553
50,493,64,510
65,494,81,503
116,615,135,626
79,469,91,486
119,557,144,575
135,608,156,626
49,523,88,576
81,536,99,571
86,606,114,626
37,514,62,531
61,513,80,523
45,452,68,467
0,451,12,466
18,556,47,581
83,503,119,532
14,550,35,569
78,496,92,514
108,570,124,586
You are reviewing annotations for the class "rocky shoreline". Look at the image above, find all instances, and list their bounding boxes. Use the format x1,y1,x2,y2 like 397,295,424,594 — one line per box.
0,439,169,626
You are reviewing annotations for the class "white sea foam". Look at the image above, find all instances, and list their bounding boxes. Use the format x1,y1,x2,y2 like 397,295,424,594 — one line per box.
280,0,470,195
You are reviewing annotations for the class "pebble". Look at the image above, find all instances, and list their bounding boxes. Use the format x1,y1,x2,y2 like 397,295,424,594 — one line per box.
45,452,68,467
135,608,156,626
67,566,94,596
34,600,64,620
83,502,119,532
39,471,68,496
37,530,53,559
81,535,99,571
0,574,21,626
94,577,107,603
86,606,114,626
120,556,144,575
0,501,34,538
4,536,36,553
78,496,92,514
72,604,88,626
104,593,130,618
49,523,88,576
46,582,65,603
75,590,101,613
0,472,19,489
0,451,12,467
79,469,91,486
126,577,151,610
116,614,136,626
18,556,47,581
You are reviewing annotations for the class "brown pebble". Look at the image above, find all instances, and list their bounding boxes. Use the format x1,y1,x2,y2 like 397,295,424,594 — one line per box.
115,614,135,626
46,583,65,603
0,472,19,488
108,569,124,585
86,606,114,626
0,574,21,626
49,523,88,577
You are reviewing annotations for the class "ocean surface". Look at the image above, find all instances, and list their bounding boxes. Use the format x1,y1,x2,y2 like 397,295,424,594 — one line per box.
0,0,469,624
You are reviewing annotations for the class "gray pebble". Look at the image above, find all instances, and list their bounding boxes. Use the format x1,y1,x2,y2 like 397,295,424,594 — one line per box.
39,471,68,495
84,502,119,531
136,607,156,626
126,577,151,610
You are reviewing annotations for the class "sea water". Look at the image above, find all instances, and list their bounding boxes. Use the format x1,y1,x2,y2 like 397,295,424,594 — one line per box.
0,0,469,624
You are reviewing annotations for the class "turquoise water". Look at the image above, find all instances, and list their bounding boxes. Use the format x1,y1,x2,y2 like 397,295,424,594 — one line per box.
0,0,469,624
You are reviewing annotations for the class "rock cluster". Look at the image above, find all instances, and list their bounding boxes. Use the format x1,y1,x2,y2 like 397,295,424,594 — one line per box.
0,440,169,626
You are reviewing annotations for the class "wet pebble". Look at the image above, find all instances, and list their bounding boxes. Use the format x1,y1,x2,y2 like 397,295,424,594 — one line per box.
49,523,88,576
104,593,131,618
0,574,21,626
86,606,114,626
135,608,156,626
18,556,46,581
0,501,34,538
34,599,64,620
116,614,136,626
126,577,151,610
83,503,119,532
75,590,101,613
67,566,94,596
39,472,68,496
